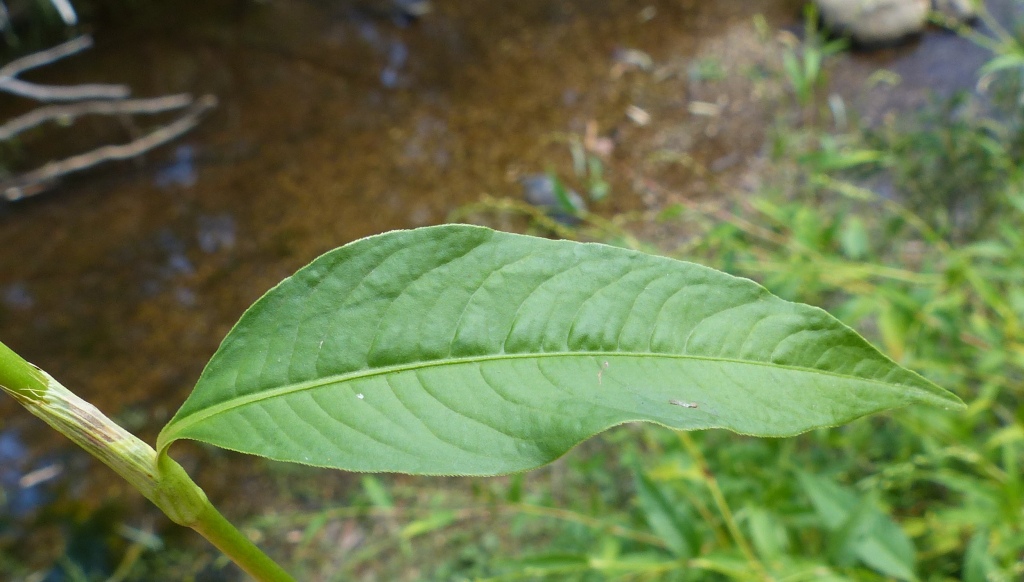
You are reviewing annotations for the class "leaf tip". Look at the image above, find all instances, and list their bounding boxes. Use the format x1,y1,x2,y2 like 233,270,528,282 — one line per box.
905,377,966,411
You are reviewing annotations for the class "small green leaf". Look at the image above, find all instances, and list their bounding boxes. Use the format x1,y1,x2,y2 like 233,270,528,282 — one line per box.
840,216,869,260
746,507,789,561
694,551,759,579
980,53,1024,76
827,499,875,567
657,204,685,221
515,553,590,576
856,532,916,581
634,471,700,558
798,471,857,530
360,475,393,509
963,530,997,582
157,225,962,475
399,510,457,540
550,173,582,215
799,472,916,580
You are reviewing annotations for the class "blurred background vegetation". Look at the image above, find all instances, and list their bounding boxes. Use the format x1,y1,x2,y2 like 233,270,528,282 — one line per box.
3,0,1024,580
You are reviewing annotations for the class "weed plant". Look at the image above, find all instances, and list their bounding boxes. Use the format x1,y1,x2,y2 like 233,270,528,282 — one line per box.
679,134,1024,581
434,16,1024,582
231,12,1024,579
140,16,1024,582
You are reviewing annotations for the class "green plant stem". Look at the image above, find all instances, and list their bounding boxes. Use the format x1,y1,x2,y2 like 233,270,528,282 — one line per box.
0,340,296,582
0,340,47,399
679,431,774,582
190,501,297,582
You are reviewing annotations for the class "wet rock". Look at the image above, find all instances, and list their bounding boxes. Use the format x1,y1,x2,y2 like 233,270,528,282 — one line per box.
520,174,587,225
393,0,431,18
386,0,431,27
196,214,236,253
154,145,197,189
814,0,977,46
815,0,929,46
612,47,654,73
353,0,432,26
2,281,33,310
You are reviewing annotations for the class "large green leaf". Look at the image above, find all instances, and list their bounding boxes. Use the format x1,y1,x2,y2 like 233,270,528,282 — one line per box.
156,225,962,474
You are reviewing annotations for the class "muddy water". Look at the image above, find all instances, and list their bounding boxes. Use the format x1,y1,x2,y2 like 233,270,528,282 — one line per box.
0,0,996,577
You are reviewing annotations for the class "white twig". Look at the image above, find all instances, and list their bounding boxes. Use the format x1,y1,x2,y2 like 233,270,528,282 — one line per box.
0,36,92,78
49,0,78,25
0,36,130,101
0,77,130,101
0,94,195,141
0,34,218,201
2,95,218,201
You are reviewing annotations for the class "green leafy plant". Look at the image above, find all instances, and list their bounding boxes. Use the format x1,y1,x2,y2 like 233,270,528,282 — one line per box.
0,224,962,580
780,5,847,112
568,137,611,203
422,8,1024,579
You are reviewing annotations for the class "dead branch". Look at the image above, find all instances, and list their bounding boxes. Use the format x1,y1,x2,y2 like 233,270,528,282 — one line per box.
0,77,130,101
0,0,77,30
49,0,78,25
2,95,218,201
0,93,195,141
0,34,220,200
0,36,130,101
0,36,92,78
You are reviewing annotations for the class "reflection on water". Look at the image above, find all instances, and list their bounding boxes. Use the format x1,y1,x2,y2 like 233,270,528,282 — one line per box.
0,0,996,577
2,281,33,310
0,430,56,518
196,213,237,254
154,145,198,189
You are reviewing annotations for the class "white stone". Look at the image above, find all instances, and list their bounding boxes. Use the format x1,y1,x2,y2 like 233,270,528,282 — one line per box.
814,0,978,45
815,0,929,45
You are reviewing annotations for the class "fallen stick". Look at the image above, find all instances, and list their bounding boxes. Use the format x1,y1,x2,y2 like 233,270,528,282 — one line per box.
0,36,93,78
0,77,131,101
2,95,218,201
0,36,130,101
0,93,195,141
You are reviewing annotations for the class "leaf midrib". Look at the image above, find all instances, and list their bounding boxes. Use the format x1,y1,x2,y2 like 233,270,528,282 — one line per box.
157,351,935,450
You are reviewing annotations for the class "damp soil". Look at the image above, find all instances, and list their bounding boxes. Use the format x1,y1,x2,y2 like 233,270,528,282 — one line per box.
0,0,1000,578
